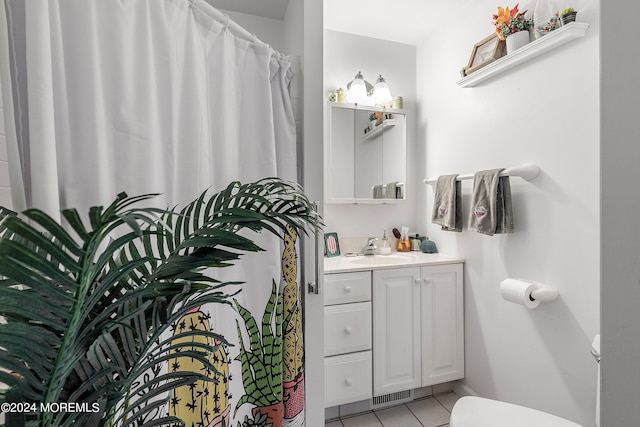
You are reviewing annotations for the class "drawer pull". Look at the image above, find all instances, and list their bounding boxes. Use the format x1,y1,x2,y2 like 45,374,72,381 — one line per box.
423,277,432,285
344,378,353,387
344,326,353,335
414,278,422,285
344,285,352,293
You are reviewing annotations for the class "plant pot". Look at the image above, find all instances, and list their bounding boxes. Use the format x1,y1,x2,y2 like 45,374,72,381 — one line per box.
506,31,530,54
252,402,284,427
283,374,305,419
561,12,577,25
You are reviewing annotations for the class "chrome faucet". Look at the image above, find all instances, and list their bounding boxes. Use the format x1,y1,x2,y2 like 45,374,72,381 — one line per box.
360,237,378,255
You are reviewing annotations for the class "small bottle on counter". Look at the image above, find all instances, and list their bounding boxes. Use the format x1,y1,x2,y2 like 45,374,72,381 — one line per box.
410,234,422,251
379,230,391,254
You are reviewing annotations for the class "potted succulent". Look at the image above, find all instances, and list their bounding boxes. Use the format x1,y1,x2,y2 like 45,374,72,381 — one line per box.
460,66,467,78
0,178,321,426
493,4,533,54
561,7,577,25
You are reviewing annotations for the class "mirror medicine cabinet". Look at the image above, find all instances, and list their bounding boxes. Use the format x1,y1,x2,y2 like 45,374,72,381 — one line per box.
325,102,407,204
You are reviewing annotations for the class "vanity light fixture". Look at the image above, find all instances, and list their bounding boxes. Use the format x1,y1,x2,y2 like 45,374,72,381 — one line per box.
346,71,393,106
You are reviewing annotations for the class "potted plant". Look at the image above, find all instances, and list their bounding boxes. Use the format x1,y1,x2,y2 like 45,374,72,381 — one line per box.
0,178,321,426
493,4,533,53
561,7,577,25
460,66,467,78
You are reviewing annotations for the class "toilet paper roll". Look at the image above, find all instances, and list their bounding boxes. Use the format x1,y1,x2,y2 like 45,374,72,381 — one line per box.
500,278,541,309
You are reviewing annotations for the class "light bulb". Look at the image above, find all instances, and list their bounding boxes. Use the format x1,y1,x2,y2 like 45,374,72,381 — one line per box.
372,75,392,106
346,71,369,104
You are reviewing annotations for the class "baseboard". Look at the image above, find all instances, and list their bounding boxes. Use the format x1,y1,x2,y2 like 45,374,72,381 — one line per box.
327,382,469,420
451,380,478,398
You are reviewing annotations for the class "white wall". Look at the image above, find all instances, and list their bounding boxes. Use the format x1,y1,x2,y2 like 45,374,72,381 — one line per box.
416,1,600,424
323,30,418,240
301,0,326,425
0,82,11,210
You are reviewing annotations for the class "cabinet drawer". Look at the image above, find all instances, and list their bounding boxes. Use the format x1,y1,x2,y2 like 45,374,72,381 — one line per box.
324,351,372,407
324,271,371,305
324,302,372,356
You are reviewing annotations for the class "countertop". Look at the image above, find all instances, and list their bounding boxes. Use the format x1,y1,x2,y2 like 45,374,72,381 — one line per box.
324,252,464,274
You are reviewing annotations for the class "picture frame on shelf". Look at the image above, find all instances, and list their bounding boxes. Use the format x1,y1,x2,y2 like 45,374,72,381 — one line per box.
466,33,507,75
324,232,341,257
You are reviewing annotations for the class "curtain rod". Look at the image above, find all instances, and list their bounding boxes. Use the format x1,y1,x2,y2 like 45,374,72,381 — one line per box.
423,164,540,185
191,0,285,58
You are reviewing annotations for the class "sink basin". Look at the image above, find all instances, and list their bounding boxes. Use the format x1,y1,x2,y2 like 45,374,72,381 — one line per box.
347,253,416,266
324,251,462,273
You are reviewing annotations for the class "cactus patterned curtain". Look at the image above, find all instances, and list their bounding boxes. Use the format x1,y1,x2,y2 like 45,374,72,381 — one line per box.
169,225,305,427
1,1,303,426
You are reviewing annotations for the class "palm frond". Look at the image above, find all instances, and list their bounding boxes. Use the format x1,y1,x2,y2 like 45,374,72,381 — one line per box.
0,178,322,427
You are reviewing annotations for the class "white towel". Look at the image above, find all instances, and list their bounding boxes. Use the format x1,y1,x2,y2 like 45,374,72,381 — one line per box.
468,169,514,235
431,174,462,232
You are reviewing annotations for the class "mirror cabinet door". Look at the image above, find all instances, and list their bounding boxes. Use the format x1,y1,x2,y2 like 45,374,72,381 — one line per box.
326,103,406,203
354,109,384,198
380,113,406,197
328,106,355,199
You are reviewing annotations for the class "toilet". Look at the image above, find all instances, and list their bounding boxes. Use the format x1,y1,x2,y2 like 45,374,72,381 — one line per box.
450,396,582,427
450,335,601,427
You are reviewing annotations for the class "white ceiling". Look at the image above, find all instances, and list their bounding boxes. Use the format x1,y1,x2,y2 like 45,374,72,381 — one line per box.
324,0,430,45
205,0,474,46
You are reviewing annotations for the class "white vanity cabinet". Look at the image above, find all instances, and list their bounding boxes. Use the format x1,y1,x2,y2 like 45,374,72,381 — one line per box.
324,271,373,407
372,263,464,396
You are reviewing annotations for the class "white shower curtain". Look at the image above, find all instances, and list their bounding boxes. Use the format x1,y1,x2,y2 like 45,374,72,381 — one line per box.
0,1,304,426
2,0,297,214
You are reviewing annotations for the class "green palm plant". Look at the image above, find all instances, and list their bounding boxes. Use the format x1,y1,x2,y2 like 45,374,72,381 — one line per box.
0,178,321,427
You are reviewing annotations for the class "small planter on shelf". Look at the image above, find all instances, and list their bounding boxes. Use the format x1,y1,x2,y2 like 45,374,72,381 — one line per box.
506,30,530,53
561,8,577,25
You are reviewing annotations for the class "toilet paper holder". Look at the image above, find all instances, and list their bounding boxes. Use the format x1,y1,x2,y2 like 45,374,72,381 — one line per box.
500,278,559,308
528,284,559,302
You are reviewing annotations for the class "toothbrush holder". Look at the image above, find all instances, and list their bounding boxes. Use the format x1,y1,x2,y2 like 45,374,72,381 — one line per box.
396,239,411,252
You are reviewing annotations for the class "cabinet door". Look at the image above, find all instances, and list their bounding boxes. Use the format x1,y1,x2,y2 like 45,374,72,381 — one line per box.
373,267,421,395
421,263,464,386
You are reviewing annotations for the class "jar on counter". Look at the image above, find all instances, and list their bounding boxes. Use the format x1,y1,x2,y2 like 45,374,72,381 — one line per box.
410,234,422,251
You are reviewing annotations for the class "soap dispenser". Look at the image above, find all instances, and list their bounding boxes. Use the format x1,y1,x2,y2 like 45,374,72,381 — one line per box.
379,230,391,255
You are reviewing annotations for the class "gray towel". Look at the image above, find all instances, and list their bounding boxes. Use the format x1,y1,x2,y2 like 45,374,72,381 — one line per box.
468,169,514,235
431,174,462,232
385,182,398,199
373,184,384,199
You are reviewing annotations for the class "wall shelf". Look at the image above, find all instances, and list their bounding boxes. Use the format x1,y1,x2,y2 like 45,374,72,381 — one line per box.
361,119,397,142
457,22,590,88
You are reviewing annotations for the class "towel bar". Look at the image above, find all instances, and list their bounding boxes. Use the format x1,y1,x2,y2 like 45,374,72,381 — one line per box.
423,163,540,185
371,182,405,190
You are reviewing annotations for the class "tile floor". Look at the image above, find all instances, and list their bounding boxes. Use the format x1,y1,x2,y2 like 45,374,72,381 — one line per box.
325,392,459,427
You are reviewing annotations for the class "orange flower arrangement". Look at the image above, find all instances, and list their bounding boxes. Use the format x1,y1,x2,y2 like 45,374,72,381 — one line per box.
493,4,531,40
